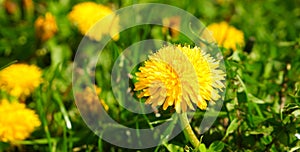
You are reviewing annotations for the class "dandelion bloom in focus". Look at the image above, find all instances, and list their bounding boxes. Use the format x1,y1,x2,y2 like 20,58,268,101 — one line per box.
34,12,57,42
134,45,225,113
0,99,41,142
0,63,43,99
207,21,244,51
68,2,119,41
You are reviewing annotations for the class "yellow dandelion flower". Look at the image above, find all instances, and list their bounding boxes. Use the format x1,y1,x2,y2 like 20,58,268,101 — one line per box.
162,16,181,38
207,21,244,51
0,99,41,142
22,0,34,20
34,12,58,42
0,63,43,98
4,0,19,15
134,45,225,113
75,85,109,126
68,2,119,41
76,86,109,112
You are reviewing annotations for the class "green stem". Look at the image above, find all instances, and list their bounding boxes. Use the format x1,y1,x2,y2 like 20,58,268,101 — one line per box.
179,113,200,148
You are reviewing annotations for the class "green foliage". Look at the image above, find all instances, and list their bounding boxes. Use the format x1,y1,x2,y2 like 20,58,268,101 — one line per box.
0,0,299,151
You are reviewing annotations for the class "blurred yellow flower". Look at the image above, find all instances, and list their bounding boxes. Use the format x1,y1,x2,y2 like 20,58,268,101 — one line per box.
68,2,119,41
76,86,109,112
22,0,34,20
162,16,181,38
207,21,244,51
0,99,41,142
134,45,225,113
75,85,109,125
22,0,33,11
0,64,43,99
4,0,19,15
34,12,58,42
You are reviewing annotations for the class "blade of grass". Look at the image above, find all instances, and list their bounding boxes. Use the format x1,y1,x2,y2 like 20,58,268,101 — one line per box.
154,114,179,152
68,131,73,151
53,92,72,151
63,121,68,152
137,98,154,129
237,74,264,118
36,87,53,152
135,118,143,147
14,137,80,145
53,92,72,129
98,137,103,152
0,60,17,71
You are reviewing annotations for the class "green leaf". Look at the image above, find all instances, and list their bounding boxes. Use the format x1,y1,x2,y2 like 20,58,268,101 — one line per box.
0,60,17,71
292,109,300,118
198,143,207,152
163,143,184,152
225,118,239,137
251,115,267,126
248,94,270,104
246,126,273,135
290,146,300,152
48,40,71,66
0,142,9,151
208,141,225,152
237,91,247,103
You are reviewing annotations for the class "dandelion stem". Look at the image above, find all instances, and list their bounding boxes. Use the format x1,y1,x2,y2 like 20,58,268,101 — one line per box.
179,113,200,148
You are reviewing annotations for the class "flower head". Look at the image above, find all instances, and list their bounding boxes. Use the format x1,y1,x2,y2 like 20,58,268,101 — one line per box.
4,0,19,15
68,2,119,41
162,16,181,38
0,99,41,142
0,63,43,99
79,86,109,112
34,12,58,42
134,45,225,113
75,86,109,124
207,21,244,51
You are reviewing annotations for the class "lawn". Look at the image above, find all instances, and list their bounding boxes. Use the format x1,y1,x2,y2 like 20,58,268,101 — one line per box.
0,0,299,151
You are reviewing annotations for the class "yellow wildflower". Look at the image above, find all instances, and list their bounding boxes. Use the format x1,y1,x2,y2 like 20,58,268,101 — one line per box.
0,99,41,142
22,0,34,20
22,0,33,11
76,86,109,112
207,21,244,51
0,63,43,99
34,12,58,42
4,0,19,15
68,2,119,41
162,16,181,38
134,45,225,113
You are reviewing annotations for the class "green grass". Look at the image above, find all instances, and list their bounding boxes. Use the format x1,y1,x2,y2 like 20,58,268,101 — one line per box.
0,0,300,151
